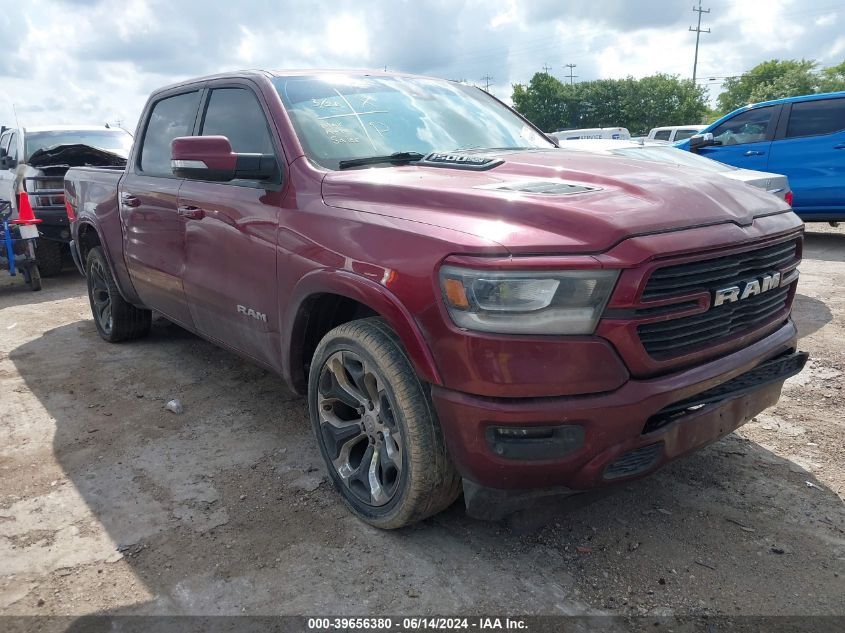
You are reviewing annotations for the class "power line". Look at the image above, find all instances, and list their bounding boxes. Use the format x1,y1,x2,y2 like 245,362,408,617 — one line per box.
689,0,711,84
564,63,578,85
481,74,493,91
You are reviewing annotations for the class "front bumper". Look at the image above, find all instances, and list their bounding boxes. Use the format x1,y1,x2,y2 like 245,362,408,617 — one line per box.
431,321,802,491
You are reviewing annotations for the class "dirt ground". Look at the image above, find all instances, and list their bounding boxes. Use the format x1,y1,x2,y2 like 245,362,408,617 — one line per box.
0,228,843,625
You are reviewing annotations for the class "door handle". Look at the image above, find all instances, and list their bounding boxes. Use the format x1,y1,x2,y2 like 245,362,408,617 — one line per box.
120,192,140,208
743,150,764,156
177,205,205,220
834,143,845,150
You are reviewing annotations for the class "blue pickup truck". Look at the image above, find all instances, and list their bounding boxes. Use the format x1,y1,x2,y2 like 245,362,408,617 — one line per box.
677,91,845,222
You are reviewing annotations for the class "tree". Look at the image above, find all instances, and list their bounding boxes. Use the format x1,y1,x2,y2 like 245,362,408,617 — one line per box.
512,73,567,132
511,73,708,135
718,59,817,113
819,60,845,93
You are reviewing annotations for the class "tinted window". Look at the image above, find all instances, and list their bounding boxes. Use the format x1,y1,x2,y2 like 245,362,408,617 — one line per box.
711,106,774,145
786,98,845,138
652,130,672,141
201,88,275,155
140,91,201,176
673,129,699,141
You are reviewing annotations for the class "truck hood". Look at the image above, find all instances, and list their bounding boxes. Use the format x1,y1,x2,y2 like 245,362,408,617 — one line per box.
28,143,127,169
321,149,792,254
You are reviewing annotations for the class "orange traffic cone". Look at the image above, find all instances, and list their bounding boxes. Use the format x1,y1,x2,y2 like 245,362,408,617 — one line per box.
15,192,42,225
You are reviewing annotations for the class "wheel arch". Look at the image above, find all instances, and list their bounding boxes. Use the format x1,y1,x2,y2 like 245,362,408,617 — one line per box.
284,270,442,395
76,220,143,306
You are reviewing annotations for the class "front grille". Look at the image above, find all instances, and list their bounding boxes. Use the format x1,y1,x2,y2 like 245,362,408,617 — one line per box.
639,285,790,358
603,443,663,480
642,239,798,300
637,238,799,359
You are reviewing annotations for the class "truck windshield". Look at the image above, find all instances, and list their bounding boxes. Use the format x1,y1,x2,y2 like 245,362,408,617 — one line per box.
25,130,133,160
273,74,554,169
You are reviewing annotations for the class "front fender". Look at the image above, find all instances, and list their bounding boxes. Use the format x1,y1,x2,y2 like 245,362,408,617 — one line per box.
284,269,442,392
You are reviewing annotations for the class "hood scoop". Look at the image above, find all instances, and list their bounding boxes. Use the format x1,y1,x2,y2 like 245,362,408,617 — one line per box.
482,180,602,195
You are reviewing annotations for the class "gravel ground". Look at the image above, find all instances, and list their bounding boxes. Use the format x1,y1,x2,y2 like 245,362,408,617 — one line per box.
0,227,843,626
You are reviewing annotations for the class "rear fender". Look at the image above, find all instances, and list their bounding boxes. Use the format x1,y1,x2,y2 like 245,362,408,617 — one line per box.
285,269,442,393
75,219,144,306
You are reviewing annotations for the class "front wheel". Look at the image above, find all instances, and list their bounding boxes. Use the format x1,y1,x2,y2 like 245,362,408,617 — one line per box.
85,246,151,342
308,317,461,529
28,264,41,291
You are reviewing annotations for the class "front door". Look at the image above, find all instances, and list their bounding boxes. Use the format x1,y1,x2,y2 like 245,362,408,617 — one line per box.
121,89,203,327
698,105,779,172
0,131,19,215
178,85,283,366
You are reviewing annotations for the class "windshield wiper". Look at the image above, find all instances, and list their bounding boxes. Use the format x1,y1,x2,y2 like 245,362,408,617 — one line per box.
338,151,426,170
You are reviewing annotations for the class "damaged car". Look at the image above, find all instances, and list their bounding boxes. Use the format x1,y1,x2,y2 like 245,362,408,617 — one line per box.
0,125,130,275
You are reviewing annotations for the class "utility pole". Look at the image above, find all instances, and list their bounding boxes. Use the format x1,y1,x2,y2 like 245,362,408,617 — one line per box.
564,64,578,85
542,62,552,74
689,0,710,84
481,74,493,92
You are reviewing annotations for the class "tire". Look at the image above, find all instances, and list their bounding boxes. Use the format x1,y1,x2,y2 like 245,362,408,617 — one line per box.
308,317,461,529
36,238,63,277
85,246,151,342
28,265,41,291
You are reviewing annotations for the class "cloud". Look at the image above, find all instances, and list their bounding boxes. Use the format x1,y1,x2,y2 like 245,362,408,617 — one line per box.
0,0,840,130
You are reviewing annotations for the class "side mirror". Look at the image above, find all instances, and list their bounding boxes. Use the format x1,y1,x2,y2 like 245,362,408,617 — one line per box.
0,155,16,170
170,136,276,182
688,132,717,154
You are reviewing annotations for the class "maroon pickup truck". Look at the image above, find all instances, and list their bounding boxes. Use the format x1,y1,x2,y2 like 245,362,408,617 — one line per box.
65,70,807,528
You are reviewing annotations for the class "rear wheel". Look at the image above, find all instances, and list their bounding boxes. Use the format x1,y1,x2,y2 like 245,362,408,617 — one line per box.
308,317,461,529
36,238,63,276
85,246,151,342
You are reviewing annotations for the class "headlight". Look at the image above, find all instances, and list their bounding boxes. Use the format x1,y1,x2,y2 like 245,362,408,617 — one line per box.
439,265,619,335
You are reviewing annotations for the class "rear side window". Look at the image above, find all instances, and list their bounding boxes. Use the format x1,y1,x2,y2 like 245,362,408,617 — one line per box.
673,129,699,141
140,91,201,176
785,98,845,139
652,130,672,141
200,88,275,155
711,106,775,145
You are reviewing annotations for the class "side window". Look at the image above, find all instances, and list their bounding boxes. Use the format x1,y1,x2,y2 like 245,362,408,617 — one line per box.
785,98,845,139
200,88,275,155
673,129,699,141
8,133,18,160
139,91,201,176
711,107,774,145
653,130,672,141
0,132,10,155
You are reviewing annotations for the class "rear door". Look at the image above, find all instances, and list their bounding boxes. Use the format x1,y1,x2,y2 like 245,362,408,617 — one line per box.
121,89,203,327
767,96,845,216
178,82,284,366
698,105,779,172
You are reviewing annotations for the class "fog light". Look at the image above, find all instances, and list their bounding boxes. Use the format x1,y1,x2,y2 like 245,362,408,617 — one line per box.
485,424,584,461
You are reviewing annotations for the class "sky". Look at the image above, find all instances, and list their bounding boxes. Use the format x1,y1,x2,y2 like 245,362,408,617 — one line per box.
0,0,842,132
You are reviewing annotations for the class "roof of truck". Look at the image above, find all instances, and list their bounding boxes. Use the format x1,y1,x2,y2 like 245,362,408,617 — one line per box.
150,68,454,95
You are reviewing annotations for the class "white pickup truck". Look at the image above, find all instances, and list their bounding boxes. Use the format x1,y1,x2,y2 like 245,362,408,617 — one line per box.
646,125,706,142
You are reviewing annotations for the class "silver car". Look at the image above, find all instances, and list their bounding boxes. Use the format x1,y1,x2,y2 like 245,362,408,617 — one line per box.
557,138,792,202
